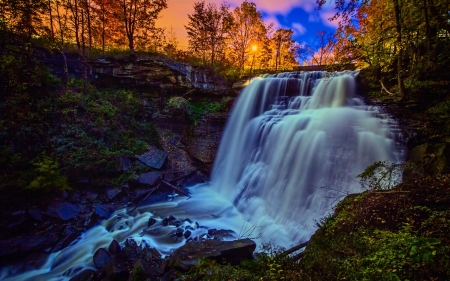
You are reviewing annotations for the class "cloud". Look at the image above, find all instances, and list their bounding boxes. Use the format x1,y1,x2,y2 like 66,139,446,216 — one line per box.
223,0,316,14
318,11,340,28
292,23,307,35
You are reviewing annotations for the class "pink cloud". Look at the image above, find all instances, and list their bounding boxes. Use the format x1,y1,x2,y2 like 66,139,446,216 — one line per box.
292,23,307,35
318,11,340,28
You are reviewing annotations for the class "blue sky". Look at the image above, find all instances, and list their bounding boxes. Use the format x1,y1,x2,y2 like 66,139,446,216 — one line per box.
158,0,339,49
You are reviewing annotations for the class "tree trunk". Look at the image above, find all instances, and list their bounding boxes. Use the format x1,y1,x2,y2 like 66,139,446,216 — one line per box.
85,0,92,49
128,34,135,56
392,0,406,100
48,0,54,40
81,9,85,55
422,0,430,52
56,1,65,45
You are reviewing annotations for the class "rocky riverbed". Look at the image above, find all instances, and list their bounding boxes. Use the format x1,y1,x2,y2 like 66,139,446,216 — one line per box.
0,95,257,280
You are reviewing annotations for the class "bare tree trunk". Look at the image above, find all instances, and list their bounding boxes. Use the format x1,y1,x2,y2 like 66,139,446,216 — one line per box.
393,0,406,100
422,0,430,52
68,0,81,51
101,1,106,54
85,0,92,49
81,9,85,55
48,0,55,39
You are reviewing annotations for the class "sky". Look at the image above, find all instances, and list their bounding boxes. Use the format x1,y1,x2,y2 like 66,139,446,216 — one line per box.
157,0,340,50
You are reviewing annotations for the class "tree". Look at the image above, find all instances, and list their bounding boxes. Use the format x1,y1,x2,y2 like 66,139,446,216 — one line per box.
164,26,178,56
307,30,335,66
2,0,48,40
272,28,295,71
185,1,231,66
318,0,450,99
227,1,267,73
65,0,82,50
114,0,167,56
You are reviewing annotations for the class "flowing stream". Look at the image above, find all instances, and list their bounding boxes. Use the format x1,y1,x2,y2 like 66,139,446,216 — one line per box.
0,71,404,280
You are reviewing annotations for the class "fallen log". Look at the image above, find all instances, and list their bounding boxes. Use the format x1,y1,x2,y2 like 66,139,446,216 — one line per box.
162,180,189,196
284,240,310,256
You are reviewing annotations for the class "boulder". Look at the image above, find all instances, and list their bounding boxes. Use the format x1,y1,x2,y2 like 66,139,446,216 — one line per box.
131,256,165,280
405,142,450,177
136,146,167,169
168,238,256,271
94,204,115,219
0,233,59,256
148,217,157,227
135,172,163,186
106,187,122,200
45,202,81,221
184,230,192,239
108,240,122,256
103,255,129,281
213,229,235,241
28,207,43,221
93,248,111,268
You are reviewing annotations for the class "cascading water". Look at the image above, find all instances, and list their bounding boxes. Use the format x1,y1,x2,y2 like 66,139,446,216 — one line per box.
0,71,404,280
210,71,403,244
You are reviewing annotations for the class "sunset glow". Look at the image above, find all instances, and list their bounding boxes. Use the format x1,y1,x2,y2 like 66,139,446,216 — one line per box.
158,0,339,49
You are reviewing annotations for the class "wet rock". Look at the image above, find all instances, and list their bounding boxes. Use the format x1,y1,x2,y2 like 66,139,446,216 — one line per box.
86,191,98,201
62,225,76,236
184,230,192,239
104,255,129,281
122,238,141,261
131,256,165,280
186,121,224,164
207,228,217,236
183,171,207,187
139,246,161,260
106,187,122,200
69,269,95,281
175,228,184,237
108,240,121,256
80,211,99,228
94,204,115,219
0,233,59,256
136,146,167,169
93,248,111,268
45,202,81,221
213,229,236,241
148,217,157,227
125,238,139,250
28,207,43,221
167,220,181,227
135,171,163,186
168,238,256,271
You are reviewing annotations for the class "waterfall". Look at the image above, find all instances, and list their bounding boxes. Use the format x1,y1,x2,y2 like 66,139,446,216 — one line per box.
0,71,404,280
210,71,403,243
